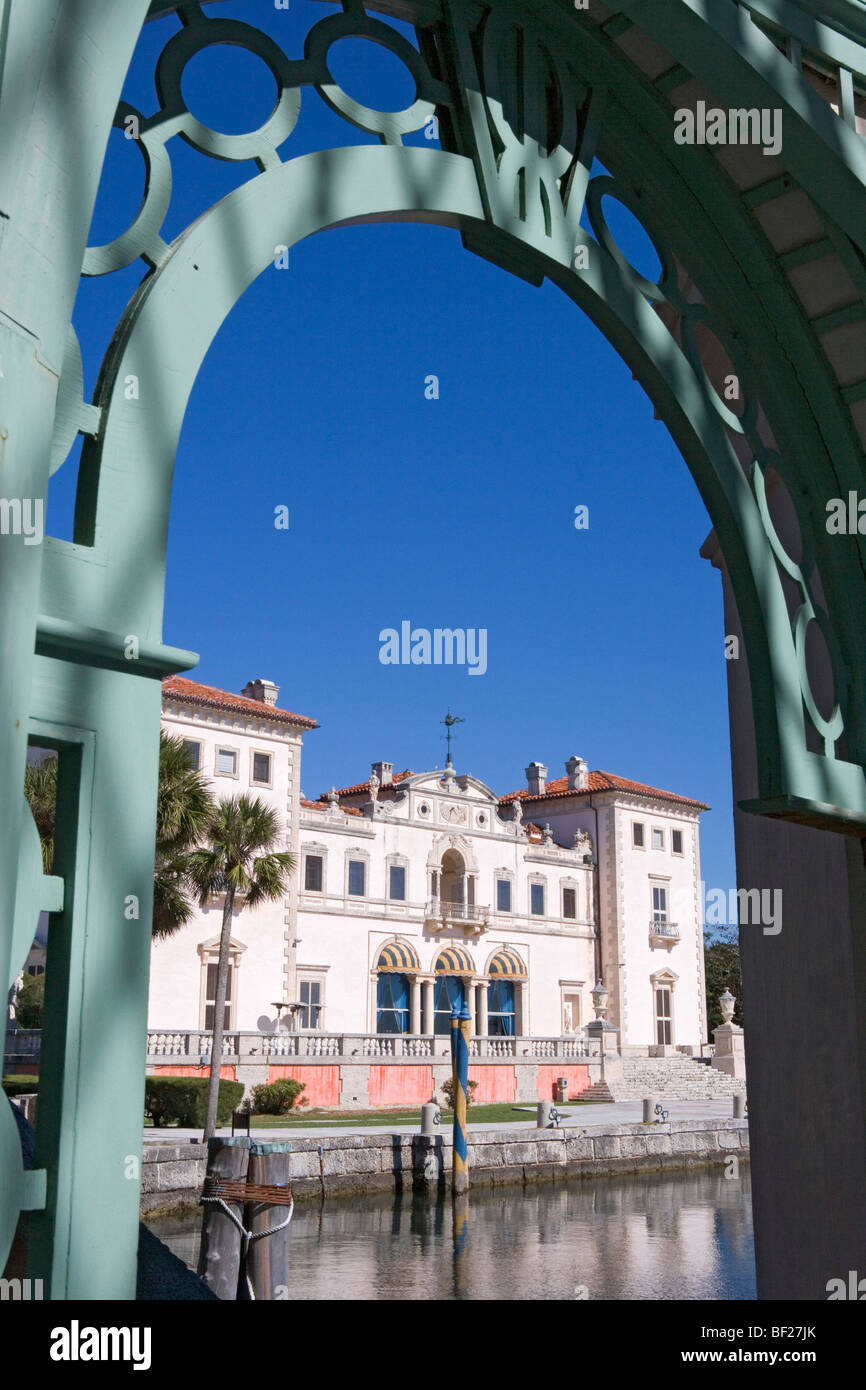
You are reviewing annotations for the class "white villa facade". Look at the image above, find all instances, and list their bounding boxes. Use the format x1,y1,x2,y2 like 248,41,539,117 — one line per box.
147,677,710,1107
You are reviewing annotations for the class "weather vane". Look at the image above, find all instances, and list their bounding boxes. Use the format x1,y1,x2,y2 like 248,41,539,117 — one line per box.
441,709,465,768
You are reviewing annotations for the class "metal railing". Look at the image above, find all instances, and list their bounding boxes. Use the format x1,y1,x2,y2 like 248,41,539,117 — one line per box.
649,920,681,940
424,899,489,924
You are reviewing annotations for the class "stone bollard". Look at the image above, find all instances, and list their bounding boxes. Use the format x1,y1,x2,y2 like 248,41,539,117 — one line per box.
733,1092,746,1119
537,1100,554,1128
420,1102,440,1137
642,1097,657,1124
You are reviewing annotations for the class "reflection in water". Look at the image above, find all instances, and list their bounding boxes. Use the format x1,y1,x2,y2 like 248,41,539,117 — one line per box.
148,1168,755,1300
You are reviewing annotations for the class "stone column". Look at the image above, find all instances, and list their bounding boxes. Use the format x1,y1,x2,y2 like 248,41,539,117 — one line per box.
466,979,476,1035
477,980,489,1037
421,978,434,1036
518,981,529,1035
409,975,421,1035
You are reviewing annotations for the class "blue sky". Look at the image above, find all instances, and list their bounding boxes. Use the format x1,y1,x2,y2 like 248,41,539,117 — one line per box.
57,0,736,897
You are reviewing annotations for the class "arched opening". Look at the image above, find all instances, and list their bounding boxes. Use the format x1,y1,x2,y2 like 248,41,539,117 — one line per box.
10,0,866,1304
375,939,421,1034
433,948,474,1035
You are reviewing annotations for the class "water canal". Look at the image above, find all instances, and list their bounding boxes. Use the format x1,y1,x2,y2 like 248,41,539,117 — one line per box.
147,1167,755,1300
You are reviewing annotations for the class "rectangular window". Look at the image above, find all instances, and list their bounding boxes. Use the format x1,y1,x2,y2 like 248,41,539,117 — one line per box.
530,882,545,916
304,855,323,892
216,747,237,776
672,829,683,856
252,751,272,785
652,827,664,850
204,962,232,1032
348,860,366,897
562,886,577,920
389,865,406,901
299,979,321,1030
183,739,201,771
633,822,645,848
655,987,672,1046
496,878,512,913
652,885,668,923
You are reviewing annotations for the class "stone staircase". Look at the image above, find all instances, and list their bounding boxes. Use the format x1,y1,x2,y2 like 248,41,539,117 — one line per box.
600,1056,746,1103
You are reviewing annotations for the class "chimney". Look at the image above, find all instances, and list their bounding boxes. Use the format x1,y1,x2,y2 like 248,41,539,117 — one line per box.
565,755,589,791
371,761,393,786
242,678,279,707
525,761,548,796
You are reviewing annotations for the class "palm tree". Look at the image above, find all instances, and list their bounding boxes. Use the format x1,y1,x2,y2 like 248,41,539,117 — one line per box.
24,734,214,937
24,755,58,871
186,796,295,1141
152,734,215,939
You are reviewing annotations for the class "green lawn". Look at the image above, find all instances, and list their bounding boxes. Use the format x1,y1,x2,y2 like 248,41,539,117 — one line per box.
246,1099,591,1129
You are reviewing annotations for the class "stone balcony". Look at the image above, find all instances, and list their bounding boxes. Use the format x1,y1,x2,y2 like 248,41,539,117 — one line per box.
424,898,489,933
649,920,681,944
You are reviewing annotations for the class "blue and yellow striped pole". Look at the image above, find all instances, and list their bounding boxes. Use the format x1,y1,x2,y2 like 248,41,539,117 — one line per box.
450,1002,471,1194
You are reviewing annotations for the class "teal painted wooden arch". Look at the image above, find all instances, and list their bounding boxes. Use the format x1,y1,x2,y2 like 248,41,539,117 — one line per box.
42,0,866,831
5,0,866,1300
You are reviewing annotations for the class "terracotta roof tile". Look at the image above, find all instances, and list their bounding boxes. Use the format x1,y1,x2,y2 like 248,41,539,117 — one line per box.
300,797,362,817
327,770,414,797
163,676,317,729
500,770,708,811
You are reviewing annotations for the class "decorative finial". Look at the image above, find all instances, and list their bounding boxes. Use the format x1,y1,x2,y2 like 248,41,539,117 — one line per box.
440,708,465,768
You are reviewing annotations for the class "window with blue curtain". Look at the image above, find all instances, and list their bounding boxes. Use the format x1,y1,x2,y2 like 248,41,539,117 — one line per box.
433,975,465,1034
376,972,409,1034
488,978,516,1036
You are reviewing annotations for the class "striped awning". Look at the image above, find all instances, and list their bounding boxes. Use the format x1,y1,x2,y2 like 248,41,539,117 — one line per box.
488,947,528,979
376,940,421,974
435,947,475,976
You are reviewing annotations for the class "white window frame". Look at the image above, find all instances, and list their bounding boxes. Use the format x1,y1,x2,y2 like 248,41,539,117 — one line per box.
250,747,274,788
495,871,514,915
671,828,684,857
386,854,409,903
345,850,370,899
215,745,239,779
632,821,645,850
561,879,579,921
651,826,665,851
197,937,246,1031
650,880,669,924
297,972,327,1030
528,876,546,918
302,846,327,895
182,738,203,772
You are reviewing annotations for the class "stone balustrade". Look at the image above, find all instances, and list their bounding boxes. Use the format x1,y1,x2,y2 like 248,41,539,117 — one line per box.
143,1029,600,1061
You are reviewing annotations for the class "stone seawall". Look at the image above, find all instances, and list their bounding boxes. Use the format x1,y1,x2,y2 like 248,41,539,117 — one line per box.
141,1118,749,1216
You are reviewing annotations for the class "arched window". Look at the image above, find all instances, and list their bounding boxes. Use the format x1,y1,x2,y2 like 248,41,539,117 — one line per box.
375,940,421,1034
487,947,527,1036
377,972,409,1034
434,947,475,1035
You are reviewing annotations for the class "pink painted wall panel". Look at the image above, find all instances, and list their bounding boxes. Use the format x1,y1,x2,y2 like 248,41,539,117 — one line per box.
152,1064,236,1081
268,1064,341,1107
536,1064,590,1099
468,1065,516,1103
367,1065,433,1108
